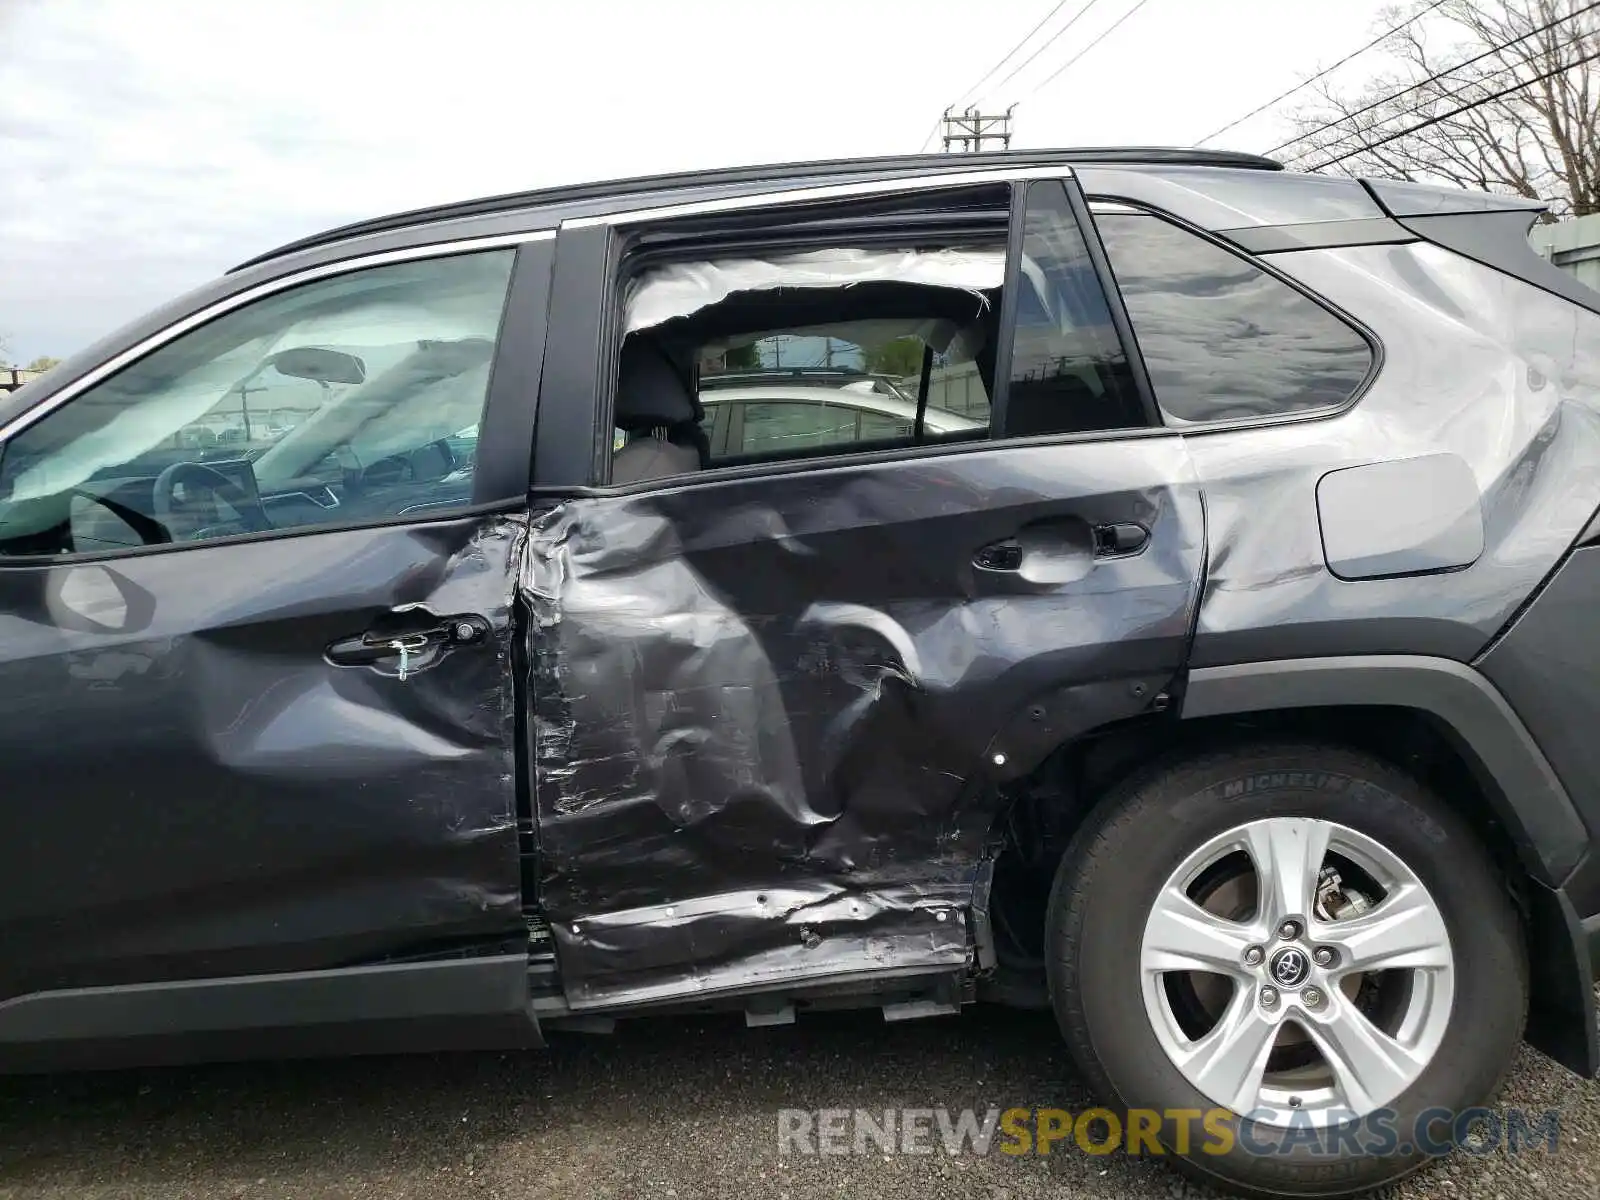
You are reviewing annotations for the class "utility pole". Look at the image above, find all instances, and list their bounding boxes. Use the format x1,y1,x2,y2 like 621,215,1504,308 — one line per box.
940,105,1015,152
236,381,269,443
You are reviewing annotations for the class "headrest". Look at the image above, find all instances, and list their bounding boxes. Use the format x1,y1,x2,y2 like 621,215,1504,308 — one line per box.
615,337,699,429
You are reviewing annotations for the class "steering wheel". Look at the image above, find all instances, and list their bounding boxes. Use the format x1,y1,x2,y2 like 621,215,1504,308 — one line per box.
362,453,416,488
152,462,271,541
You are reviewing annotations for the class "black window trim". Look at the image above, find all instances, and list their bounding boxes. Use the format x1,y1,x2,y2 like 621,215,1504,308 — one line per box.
991,177,1162,440
1054,179,1164,431
531,421,1177,501
985,183,1025,441
599,203,1014,487
558,177,1185,495
1082,196,1386,436
535,167,1104,491
476,240,555,503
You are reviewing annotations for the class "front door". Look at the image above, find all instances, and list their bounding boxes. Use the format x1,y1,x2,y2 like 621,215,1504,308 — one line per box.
529,177,1204,1009
0,241,547,1009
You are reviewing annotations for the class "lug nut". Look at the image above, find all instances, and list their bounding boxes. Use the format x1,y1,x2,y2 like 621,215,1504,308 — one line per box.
1243,946,1265,967
1260,986,1280,1009
1313,946,1336,968
1278,919,1302,940
1302,987,1325,1010
454,621,478,641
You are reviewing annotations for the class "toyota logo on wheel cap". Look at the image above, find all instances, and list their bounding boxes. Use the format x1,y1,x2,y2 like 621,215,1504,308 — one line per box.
1270,947,1311,988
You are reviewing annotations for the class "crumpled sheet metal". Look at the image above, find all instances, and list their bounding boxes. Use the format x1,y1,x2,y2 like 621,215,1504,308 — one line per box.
561,883,971,1009
523,439,1204,1005
1188,242,1600,665
0,514,525,998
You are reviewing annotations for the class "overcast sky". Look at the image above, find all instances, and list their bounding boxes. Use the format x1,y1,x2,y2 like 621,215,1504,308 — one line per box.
0,0,1396,364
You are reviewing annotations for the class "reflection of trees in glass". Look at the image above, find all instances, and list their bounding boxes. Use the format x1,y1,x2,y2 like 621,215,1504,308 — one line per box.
723,344,761,370
1095,213,1371,422
862,336,926,378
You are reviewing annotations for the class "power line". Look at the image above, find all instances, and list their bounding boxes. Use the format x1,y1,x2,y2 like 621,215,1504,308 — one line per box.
1281,11,1599,168
1260,0,1600,160
1018,0,1156,102
1276,0,1600,160
922,0,1078,151
1306,42,1600,170
977,0,1104,104
948,0,1078,111
1196,0,1449,146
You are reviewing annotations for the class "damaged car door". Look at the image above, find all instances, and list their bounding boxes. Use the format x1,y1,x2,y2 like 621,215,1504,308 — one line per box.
0,239,551,1059
527,176,1205,1012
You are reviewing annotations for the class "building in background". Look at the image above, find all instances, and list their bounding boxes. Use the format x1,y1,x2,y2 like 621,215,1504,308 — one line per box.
1531,213,1600,293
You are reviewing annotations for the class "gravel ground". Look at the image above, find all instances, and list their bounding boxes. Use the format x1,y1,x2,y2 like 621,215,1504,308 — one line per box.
0,1002,1595,1200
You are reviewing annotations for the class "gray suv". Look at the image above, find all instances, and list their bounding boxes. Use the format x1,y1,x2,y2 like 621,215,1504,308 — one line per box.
0,147,1597,1198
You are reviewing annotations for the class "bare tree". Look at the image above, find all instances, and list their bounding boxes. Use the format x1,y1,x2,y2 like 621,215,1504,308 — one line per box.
1279,0,1599,216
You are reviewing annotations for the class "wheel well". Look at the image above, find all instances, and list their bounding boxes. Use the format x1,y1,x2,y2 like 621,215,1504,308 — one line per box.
987,705,1530,972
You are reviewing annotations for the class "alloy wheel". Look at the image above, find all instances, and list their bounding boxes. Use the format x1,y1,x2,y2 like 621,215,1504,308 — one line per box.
1139,817,1454,1126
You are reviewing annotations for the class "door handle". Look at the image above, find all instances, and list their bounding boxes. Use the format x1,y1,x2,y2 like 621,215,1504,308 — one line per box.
1094,522,1149,557
972,521,1149,577
325,608,491,672
972,539,1025,572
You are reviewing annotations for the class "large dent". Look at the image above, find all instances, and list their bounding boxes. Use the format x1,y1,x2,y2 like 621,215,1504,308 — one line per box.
0,515,525,998
524,441,1204,1005
1189,242,1600,664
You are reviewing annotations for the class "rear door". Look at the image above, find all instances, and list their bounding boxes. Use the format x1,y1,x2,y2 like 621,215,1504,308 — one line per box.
0,236,551,1019
526,176,1204,1009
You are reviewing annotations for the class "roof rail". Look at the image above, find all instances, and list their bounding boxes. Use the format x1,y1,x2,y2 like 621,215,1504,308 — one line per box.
232,147,1281,272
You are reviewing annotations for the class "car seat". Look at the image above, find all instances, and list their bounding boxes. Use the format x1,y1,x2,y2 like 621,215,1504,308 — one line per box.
611,336,709,484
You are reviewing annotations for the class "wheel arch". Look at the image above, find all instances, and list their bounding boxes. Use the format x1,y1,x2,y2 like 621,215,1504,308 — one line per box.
1176,654,1597,1079
1181,655,1584,885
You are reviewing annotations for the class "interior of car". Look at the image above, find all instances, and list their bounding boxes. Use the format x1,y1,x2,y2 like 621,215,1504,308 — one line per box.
608,194,1153,485
0,341,489,555
0,251,513,557
611,254,1008,484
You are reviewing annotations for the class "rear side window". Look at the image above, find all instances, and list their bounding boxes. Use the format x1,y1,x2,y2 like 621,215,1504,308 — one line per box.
1094,212,1373,424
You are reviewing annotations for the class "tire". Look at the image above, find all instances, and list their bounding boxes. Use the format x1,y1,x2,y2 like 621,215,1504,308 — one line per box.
1046,741,1527,1199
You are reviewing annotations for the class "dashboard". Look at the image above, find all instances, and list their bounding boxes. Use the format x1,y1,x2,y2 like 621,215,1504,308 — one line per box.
49,443,475,554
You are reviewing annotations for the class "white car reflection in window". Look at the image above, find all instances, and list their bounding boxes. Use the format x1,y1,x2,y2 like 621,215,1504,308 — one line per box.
698,384,987,460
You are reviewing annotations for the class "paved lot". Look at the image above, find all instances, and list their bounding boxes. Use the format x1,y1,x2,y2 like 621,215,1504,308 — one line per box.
0,1004,1595,1200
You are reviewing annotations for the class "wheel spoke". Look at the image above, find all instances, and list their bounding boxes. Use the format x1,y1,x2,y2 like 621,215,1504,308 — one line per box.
1143,885,1257,976
1175,988,1280,1115
1327,882,1451,972
1244,818,1330,927
1143,814,1455,1124
1304,996,1425,1114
